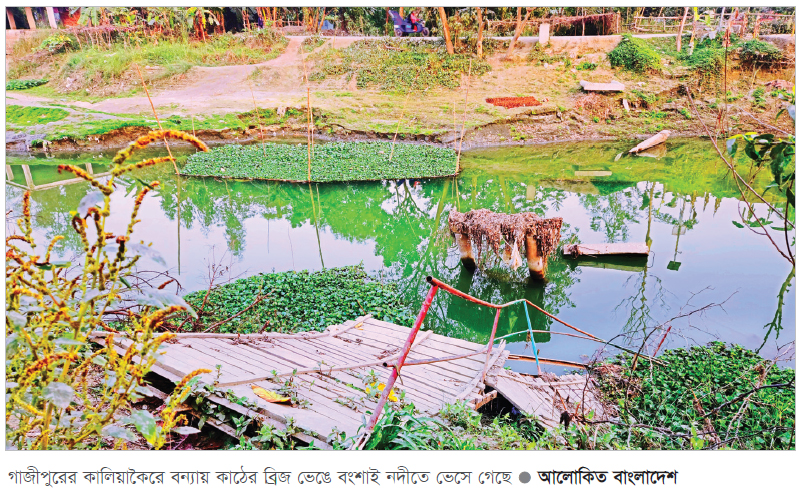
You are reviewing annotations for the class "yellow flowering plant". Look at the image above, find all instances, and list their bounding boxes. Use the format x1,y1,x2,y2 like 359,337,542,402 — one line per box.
6,130,210,450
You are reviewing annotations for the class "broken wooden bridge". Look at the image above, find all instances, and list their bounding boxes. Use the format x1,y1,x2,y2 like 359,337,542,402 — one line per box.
94,278,615,449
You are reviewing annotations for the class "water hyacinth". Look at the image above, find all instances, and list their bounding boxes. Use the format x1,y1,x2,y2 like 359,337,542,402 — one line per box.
182,142,457,182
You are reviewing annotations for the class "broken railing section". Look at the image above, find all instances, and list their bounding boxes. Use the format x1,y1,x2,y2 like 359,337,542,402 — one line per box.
448,209,563,279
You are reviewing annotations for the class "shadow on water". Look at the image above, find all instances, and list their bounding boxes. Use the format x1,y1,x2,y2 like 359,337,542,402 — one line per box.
5,139,795,369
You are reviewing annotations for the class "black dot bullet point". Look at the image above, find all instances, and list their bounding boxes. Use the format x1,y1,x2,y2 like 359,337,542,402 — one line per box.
519,471,531,484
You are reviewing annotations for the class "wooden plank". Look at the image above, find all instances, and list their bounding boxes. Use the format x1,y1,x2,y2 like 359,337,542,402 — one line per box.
573,170,612,177
166,341,256,379
272,337,450,409
181,339,265,376
580,79,625,92
367,318,487,352
562,242,650,257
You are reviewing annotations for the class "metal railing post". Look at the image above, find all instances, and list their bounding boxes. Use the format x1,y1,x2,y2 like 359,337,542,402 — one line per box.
354,282,439,449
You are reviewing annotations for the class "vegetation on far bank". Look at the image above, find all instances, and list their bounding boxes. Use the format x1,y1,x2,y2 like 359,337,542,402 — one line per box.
182,142,458,182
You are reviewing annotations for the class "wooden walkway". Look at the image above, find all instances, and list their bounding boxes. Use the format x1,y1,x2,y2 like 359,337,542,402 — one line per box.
96,315,509,448
487,369,610,429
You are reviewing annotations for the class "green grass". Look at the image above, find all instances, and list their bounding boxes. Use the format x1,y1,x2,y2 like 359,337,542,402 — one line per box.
23,30,287,95
7,105,69,126
309,39,490,91
182,141,457,182
180,265,415,334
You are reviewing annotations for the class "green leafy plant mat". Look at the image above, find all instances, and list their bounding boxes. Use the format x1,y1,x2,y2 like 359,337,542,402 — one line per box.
182,142,457,182
180,265,416,334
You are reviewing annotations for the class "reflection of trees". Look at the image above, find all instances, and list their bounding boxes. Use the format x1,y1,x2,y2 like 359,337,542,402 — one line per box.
580,186,642,242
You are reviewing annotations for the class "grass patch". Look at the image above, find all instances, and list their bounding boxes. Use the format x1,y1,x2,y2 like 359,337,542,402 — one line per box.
309,39,490,91
7,105,69,126
180,265,415,334
6,79,49,91
183,141,457,182
576,61,597,71
608,34,661,73
38,30,287,94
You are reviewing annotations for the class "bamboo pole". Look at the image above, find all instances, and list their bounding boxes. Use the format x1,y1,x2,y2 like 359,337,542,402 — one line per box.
300,46,313,182
135,64,177,174
248,80,268,162
476,7,484,59
456,60,472,173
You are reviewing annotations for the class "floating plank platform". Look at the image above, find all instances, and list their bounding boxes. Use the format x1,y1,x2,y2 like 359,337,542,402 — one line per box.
93,315,508,447
562,242,650,257
487,369,610,429
580,80,625,92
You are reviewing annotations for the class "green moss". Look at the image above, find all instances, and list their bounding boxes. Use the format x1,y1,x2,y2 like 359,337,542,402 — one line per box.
608,34,661,73
7,105,69,126
182,141,457,182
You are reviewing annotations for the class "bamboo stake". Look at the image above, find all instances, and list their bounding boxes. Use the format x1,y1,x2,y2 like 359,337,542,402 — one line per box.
135,64,177,174
248,80,268,162
300,46,313,182
456,60,472,173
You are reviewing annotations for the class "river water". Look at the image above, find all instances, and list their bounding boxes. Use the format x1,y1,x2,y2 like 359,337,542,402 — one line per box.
5,138,795,372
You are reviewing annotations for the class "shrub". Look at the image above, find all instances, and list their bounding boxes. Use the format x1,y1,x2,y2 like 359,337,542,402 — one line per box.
6,130,211,450
6,79,49,91
576,61,597,71
608,34,661,73
38,33,76,53
739,40,784,66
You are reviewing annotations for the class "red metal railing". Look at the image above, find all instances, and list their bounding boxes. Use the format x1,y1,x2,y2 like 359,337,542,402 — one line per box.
353,275,603,449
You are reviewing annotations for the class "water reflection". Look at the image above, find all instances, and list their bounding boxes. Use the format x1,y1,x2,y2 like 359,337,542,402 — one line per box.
5,139,795,368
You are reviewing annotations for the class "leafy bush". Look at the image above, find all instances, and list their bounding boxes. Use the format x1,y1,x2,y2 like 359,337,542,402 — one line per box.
180,265,416,334
739,40,784,66
576,61,597,71
38,33,76,53
608,34,661,73
602,342,795,450
182,142,457,182
6,79,49,91
684,47,725,88
6,130,211,450
358,403,478,450
309,40,490,91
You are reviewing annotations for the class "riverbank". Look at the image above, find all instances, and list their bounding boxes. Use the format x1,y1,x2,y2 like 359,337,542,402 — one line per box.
6,35,794,153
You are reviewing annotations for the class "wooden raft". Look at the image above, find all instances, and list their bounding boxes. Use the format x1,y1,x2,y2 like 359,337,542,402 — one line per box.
487,369,610,428
563,242,650,257
94,315,509,447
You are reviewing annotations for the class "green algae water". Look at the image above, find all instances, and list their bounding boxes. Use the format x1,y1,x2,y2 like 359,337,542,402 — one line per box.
6,139,795,373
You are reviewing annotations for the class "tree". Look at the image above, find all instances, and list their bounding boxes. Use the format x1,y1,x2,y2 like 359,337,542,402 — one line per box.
505,7,531,59
476,7,485,59
677,7,689,52
438,7,454,55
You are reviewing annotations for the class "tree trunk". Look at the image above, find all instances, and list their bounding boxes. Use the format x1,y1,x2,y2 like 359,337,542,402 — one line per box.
400,7,404,18
689,7,698,53
24,7,36,29
385,8,390,36
476,7,484,59
715,7,726,36
438,7,454,55
676,7,689,52
505,7,531,59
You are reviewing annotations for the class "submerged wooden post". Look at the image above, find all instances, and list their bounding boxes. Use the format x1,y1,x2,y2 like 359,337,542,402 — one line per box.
455,233,476,270
21,165,34,189
525,235,545,279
